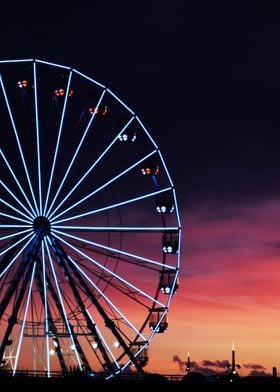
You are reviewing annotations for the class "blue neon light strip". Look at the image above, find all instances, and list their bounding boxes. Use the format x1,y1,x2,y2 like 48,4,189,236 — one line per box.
33,61,42,214
0,228,32,242
46,88,107,218
49,149,158,222
68,256,146,340
13,261,37,375
0,74,39,215
44,238,83,370
0,197,33,222
0,234,35,279
53,232,165,308
43,70,73,215
51,186,171,225
54,228,176,270
0,179,35,219
0,149,37,217
47,116,135,220
73,69,105,88
41,241,51,377
0,231,34,257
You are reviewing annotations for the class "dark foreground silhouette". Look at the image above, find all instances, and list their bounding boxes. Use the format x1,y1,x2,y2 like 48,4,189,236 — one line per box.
1,371,280,390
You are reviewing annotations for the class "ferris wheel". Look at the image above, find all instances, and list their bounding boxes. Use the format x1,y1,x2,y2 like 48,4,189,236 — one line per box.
0,59,181,378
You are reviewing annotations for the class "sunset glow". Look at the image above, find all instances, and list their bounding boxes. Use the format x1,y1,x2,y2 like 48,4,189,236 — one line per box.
146,201,280,376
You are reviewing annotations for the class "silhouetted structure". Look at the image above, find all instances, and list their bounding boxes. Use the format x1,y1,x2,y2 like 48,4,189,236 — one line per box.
226,341,241,381
182,371,207,385
186,352,191,374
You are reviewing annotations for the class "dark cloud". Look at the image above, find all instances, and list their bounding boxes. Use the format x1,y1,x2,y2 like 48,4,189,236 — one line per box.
172,355,185,372
202,359,230,369
191,364,218,376
243,363,266,370
173,356,272,377
248,370,272,377
173,356,231,375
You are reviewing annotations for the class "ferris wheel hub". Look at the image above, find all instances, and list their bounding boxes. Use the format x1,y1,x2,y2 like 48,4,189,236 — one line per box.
33,216,50,236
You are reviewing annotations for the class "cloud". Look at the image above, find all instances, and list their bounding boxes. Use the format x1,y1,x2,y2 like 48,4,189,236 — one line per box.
202,359,230,369
173,356,231,375
172,356,273,378
172,355,185,372
243,363,266,370
248,370,272,377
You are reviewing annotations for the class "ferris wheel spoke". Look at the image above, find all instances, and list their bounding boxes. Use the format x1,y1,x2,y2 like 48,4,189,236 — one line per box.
74,258,150,309
61,252,146,373
0,212,32,224
46,239,114,373
0,228,32,243
0,224,32,229
53,228,176,271
40,241,51,376
84,309,120,370
35,254,69,375
0,196,34,222
44,239,85,371
0,230,34,257
45,88,107,218
0,256,36,362
0,233,35,278
43,70,73,216
68,256,147,341
54,224,177,233
33,62,43,215
51,186,171,224
0,150,37,218
52,232,165,308
46,116,135,220
0,179,35,220
13,261,37,375
0,74,39,216
49,149,157,221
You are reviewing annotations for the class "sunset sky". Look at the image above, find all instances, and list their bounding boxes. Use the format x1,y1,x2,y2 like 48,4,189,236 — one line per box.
2,0,280,378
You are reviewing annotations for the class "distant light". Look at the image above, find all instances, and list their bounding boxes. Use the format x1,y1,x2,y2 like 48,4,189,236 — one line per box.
54,88,73,97
102,105,108,115
49,349,56,355
92,342,98,350
89,107,96,115
141,164,159,176
119,133,128,141
53,339,58,348
162,245,175,253
113,341,120,348
119,132,137,142
162,286,171,294
18,80,28,88
88,105,108,116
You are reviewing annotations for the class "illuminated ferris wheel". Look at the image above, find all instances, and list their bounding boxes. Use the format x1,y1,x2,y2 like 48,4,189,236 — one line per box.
0,59,181,378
